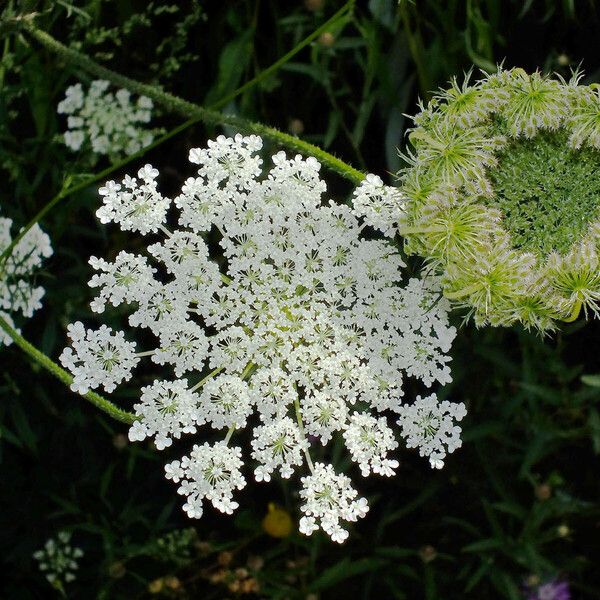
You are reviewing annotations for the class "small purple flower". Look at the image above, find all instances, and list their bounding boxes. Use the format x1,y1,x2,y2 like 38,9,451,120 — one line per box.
527,579,570,600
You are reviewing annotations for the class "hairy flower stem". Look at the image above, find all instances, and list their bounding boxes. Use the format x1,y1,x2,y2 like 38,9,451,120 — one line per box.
0,314,136,424
397,225,451,235
24,24,364,185
444,282,484,301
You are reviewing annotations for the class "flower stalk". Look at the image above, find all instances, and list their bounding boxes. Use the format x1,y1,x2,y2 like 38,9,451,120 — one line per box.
0,314,136,424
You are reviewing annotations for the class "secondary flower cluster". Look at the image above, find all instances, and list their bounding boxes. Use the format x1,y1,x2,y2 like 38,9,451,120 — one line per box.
0,215,53,346
60,135,464,542
33,531,84,590
354,67,600,331
57,80,159,160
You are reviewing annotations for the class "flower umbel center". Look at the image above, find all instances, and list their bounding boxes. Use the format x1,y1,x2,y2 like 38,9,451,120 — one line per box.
487,130,600,257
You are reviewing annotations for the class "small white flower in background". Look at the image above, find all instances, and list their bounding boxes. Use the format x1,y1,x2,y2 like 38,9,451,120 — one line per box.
57,80,160,160
60,134,466,543
33,531,83,589
0,215,53,345
396,394,467,469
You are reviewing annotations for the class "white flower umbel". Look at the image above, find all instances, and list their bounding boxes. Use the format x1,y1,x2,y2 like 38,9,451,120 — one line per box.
199,374,252,430
88,251,156,313
352,173,406,236
33,531,83,589
59,322,139,393
165,442,246,518
251,417,308,481
396,394,467,469
60,134,462,543
129,380,201,449
57,80,159,160
0,215,53,345
97,165,170,235
299,463,369,543
376,68,600,329
343,413,399,477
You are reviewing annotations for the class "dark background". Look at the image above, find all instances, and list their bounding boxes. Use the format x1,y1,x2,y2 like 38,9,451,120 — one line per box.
1,1,600,598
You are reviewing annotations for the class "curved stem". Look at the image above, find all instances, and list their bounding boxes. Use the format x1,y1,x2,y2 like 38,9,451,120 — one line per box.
562,298,582,323
0,314,136,424
213,1,354,110
444,282,483,300
24,24,364,185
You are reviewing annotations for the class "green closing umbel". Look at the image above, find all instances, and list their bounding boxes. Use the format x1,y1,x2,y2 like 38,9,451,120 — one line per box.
399,67,600,331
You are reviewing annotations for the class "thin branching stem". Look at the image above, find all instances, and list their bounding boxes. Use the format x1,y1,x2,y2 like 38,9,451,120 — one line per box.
24,20,364,184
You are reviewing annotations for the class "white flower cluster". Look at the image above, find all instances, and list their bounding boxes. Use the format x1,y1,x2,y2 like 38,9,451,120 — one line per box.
397,394,467,469
0,215,52,346
57,80,158,159
33,531,83,588
352,173,406,236
60,134,465,542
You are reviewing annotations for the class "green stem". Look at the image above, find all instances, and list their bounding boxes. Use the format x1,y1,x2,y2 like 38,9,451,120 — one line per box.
240,361,255,380
562,298,582,323
224,425,236,445
212,1,354,110
190,366,224,393
397,225,449,235
444,282,483,301
0,314,136,424
399,2,430,100
293,394,314,472
24,24,364,184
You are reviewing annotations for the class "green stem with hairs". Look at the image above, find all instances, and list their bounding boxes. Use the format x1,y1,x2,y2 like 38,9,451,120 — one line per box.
397,225,450,235
0,314,136,424
24,24,364,184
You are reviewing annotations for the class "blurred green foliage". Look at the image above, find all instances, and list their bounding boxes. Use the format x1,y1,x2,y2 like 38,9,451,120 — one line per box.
1,0,600,598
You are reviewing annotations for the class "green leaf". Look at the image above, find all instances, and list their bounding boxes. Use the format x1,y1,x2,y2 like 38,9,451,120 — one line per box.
309,557,388,592
204,28,255,106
